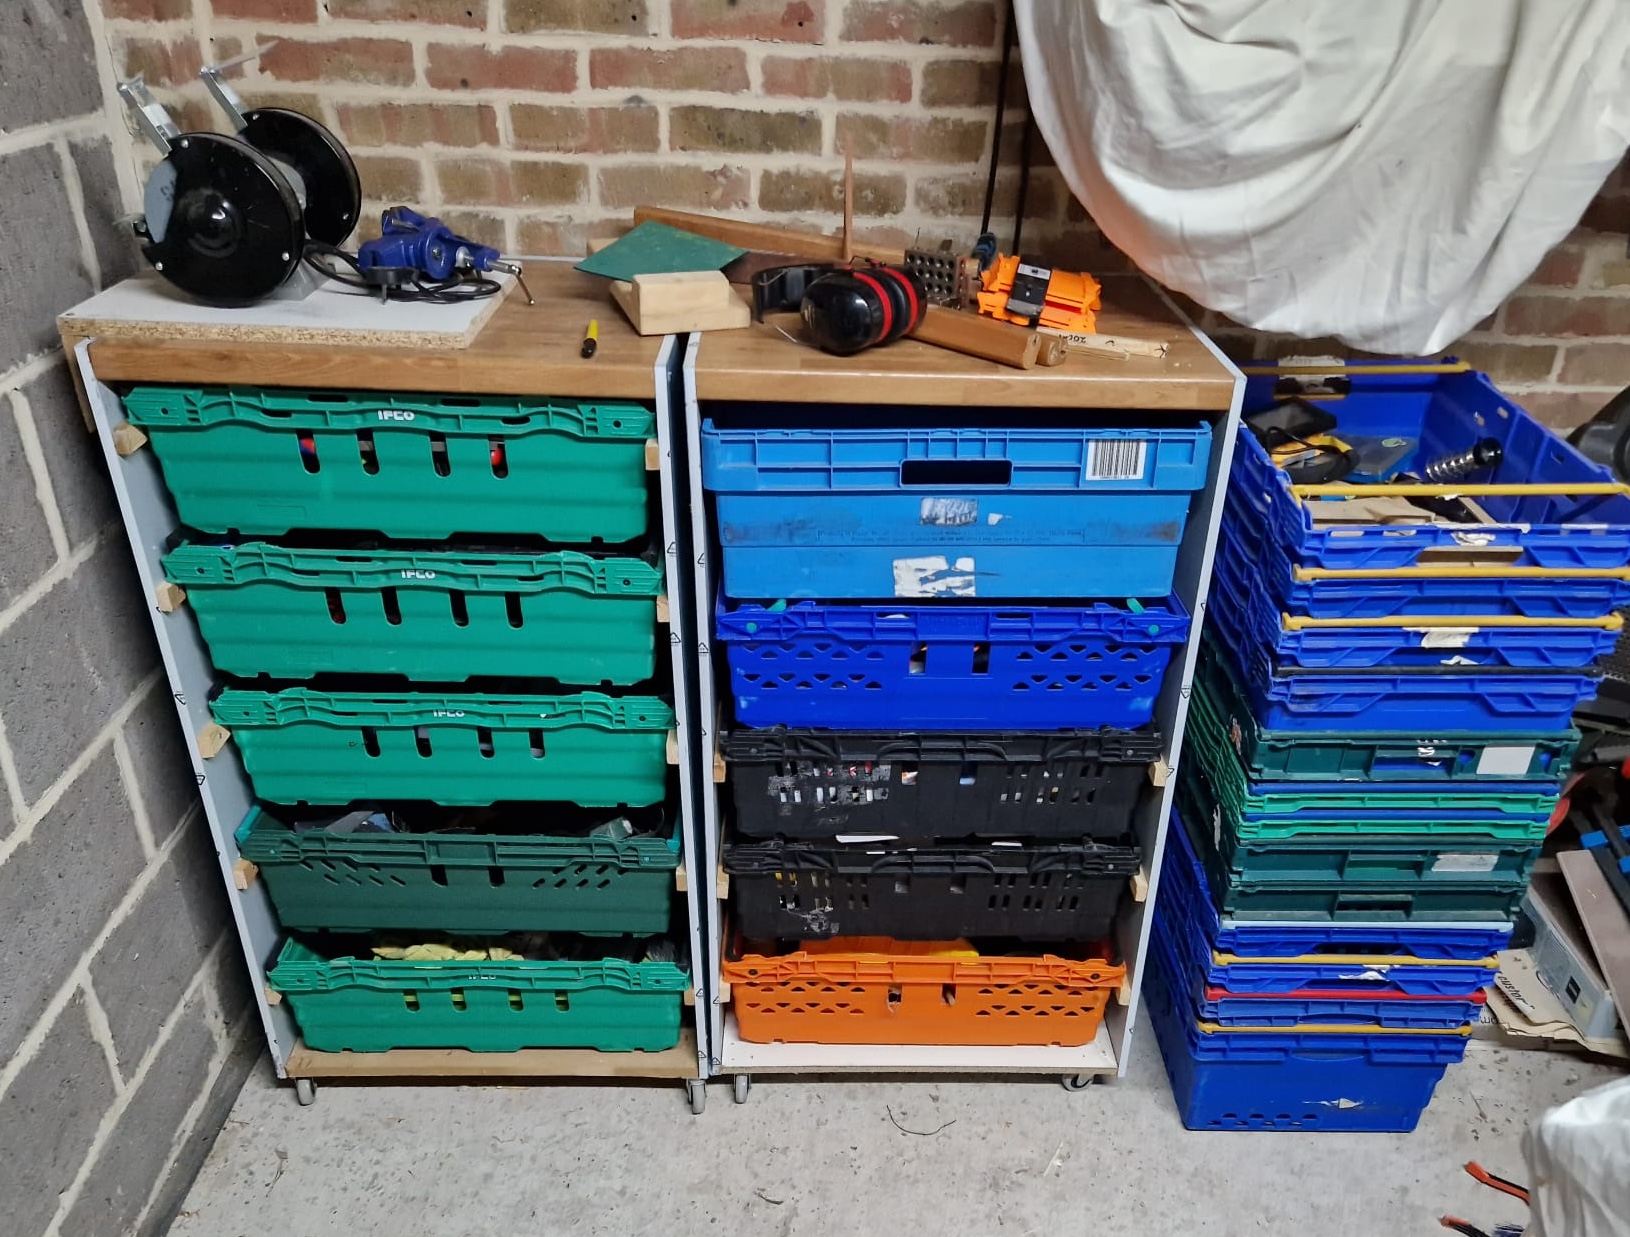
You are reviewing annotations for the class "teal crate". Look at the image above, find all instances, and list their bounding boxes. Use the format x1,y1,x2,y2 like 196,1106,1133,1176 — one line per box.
211,689,673,807
269,938,687,1052
166,542,663,684
1185,677,1554,843
123,385,653,541
236,806,679,934
1196,636,1578,783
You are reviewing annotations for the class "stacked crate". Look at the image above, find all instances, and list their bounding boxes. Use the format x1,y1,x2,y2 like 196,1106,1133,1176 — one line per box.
1148,363,1630,1130
127,384,689,1054
700,415,1212,1047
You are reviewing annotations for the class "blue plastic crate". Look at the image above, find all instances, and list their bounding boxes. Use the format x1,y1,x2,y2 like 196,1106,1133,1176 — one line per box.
716,597,1189,729
1158,811,1504,995
1209,519,1622,669
1143,935,1468,1132
1220,508,1630,621
701,421,1211,599
1234,364,1630,571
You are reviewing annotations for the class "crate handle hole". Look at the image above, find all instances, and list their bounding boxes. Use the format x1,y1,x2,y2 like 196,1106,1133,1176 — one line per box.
429,864,448,886
529,729,546,758
886,984,903,1010
899,763,918,786
450,989,467,1011
894,877,909,893
403,992,420,1011
958,762,977,786
508,991,524,1010
505,593,524,628
941,984,957,1006
357,430,379,475
908,643,927,675
971,642,990,674
361,726,380,757
415,726,433,757
489,437,509,478
325,589,347,624
488,866,505,887
430,432,451,477
382,588,402,626
899,459,1011,486
450,591,469,627
949,875,966,894
296,433,320,473
477,726,495,758
555,991,570,1011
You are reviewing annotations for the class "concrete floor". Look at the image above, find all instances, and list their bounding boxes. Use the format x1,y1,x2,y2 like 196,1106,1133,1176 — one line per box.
169,1040,1621,1236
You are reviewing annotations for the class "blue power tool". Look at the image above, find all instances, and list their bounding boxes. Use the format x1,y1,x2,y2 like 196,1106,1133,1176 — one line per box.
348,207,533,303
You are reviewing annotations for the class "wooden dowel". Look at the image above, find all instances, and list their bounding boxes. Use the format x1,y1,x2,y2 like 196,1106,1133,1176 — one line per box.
911,305,1039,369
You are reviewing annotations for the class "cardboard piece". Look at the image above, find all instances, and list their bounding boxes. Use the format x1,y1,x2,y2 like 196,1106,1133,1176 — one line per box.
1485,948,1629,1060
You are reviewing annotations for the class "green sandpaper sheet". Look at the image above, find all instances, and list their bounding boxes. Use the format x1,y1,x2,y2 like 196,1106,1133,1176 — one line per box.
576,221,746,281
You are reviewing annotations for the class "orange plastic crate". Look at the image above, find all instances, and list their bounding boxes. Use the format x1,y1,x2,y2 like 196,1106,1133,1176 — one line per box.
724,937,1125,1046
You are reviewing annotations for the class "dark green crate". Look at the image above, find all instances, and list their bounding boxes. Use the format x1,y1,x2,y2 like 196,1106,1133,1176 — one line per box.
237,806,679,934
123,385,653,541
1196,638,1579,783
211,689,673,807
1185,678,1553,843
1173,789,1528,923
269,938,687,1052
166,542,663,684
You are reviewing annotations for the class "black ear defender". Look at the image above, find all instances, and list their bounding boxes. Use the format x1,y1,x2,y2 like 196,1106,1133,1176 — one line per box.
752,262,928,356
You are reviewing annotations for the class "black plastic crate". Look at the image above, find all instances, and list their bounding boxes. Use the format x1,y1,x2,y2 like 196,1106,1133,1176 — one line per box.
724,726,1161,841
723,837,1142,940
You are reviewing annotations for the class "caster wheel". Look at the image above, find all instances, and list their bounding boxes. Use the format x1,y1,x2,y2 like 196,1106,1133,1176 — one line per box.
1061,1074,1094,1092
295,1078,317,1106
685,1079,706,1116
732,1074,751,1104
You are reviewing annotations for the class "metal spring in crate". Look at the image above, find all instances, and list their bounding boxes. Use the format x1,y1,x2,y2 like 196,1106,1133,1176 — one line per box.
1420,437,1503,483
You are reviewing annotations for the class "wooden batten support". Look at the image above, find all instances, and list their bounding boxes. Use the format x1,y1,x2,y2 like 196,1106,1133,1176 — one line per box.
712,747,726,783
674,866,688,893
196,723,231,759
232,858,259,891
645,439,660,470
656,594,670,624
715,865,731,899
1149,758,1171,788
1116,976,1132,1006
111,421,148,456
1131,867,1150,903
683,987,697,1007
666,730,680,765
154,582,187,613
717,981,732,1005
264,985,283,1007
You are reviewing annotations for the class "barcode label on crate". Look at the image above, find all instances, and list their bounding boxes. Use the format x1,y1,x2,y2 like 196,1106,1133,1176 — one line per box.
1476,745,1536,776
1086,439,1147,481
1432,852,1501,873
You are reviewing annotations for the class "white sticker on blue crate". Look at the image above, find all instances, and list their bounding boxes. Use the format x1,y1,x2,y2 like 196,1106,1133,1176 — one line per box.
1476,745,1536,776
1086,438,1148,481
919,497,979,526
893,555,976,598
1411,626,1475,649
1432,852,1502,873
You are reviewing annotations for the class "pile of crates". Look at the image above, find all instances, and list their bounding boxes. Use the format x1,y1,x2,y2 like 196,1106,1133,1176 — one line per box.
702,412,1212,1046
1150,363,1630,1129
128,384,689,1054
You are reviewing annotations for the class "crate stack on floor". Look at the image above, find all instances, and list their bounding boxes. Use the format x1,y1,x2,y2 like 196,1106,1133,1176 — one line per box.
1147,362,1630,1130
700,413,1212,1049
129,384,690,1056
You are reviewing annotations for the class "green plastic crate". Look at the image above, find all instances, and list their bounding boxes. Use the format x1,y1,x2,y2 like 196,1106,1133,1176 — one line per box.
166,542,663,684
123,385,653,541
212,689,674,807
237,806,679,934
1196,640,1579,783
1185,679,1554,843
269,938,687,1052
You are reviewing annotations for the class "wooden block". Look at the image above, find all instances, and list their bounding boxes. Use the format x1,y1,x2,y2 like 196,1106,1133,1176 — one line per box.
196,723,231,759
1131,867,1150,903
232,858,259,891
666,730,680,765
712,747,727,783
111,421,148,456
610,278,751,336
632,270,732,314
716,865,731,899
645,438,660,470
264,985,283,1007
674,865,688,893
656,594,670,624
1148,758,1171,788
1116,976,1132,1005
718,981,732,1005
154,582,187,613
683,987,697,1007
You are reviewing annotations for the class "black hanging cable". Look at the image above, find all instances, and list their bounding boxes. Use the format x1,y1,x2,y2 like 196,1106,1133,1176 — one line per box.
980,0,1019,237
1012,111,1035,255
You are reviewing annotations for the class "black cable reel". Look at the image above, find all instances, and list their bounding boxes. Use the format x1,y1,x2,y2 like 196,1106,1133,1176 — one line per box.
119,49,361,307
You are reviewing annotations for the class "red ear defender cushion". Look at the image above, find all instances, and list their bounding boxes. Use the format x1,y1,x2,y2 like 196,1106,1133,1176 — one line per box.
848,270,894,340
871,266,927,339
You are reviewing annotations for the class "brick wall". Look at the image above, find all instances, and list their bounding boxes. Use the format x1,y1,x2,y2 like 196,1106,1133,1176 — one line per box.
99,0,1630,428
0,5,257,1236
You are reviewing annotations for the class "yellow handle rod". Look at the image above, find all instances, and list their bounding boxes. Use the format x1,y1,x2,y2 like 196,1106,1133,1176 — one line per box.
1197,1021,1474,1038
1214,951,1499,968
1292,481,1630,497
1240,361,1471,376
1281,612,1624,632
1292,564,1630,581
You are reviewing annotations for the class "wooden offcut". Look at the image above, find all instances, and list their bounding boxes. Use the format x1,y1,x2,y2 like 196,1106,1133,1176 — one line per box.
111,422,148,456
153,582,187,613
611,272,751,336
196,723,231,759
911,305,1040,369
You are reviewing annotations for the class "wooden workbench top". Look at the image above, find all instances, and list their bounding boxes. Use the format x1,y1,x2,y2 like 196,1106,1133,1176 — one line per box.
77,263,665,400
690,277,1237,411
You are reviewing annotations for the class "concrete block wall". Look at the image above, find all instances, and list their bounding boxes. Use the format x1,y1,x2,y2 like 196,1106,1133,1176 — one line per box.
1,4,257,1235
101,0,1630,428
